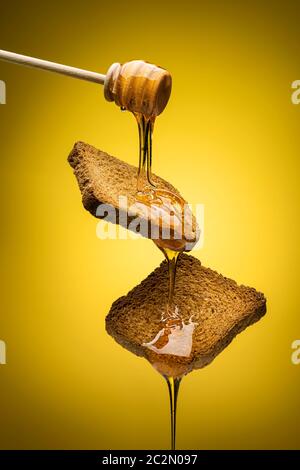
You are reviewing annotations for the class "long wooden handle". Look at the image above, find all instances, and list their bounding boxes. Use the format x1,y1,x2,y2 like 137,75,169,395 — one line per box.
0,49,106,84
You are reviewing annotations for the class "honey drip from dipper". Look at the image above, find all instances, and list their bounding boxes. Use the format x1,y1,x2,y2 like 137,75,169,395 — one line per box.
103,58,198,450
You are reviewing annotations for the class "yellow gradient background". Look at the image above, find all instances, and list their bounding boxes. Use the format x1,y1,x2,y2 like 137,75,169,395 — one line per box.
0,0,299,449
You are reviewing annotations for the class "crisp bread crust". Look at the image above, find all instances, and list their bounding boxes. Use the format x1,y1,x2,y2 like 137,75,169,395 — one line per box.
106,254,266,376
68,141,199,250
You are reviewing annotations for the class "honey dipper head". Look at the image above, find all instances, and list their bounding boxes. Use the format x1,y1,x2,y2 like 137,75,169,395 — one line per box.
104,60,172,117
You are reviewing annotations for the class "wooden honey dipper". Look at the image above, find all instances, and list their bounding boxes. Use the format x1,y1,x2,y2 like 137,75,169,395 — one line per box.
0,50,172,116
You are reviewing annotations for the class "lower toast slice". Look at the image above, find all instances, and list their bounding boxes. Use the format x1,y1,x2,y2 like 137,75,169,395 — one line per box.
106,254,266,377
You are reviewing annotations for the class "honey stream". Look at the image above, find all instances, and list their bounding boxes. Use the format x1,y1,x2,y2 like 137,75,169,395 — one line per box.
117,64,194,449
134,112,184,450
166,377,181,451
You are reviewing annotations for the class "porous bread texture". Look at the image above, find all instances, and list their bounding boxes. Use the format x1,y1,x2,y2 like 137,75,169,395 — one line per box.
68,141,198,250
106,254,266,377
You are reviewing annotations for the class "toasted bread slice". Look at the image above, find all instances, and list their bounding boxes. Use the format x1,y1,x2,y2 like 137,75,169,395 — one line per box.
106,254,266,377
68,141,199,251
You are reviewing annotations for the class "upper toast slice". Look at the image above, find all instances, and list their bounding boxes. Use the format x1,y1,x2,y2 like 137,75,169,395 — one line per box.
68,141,199,250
